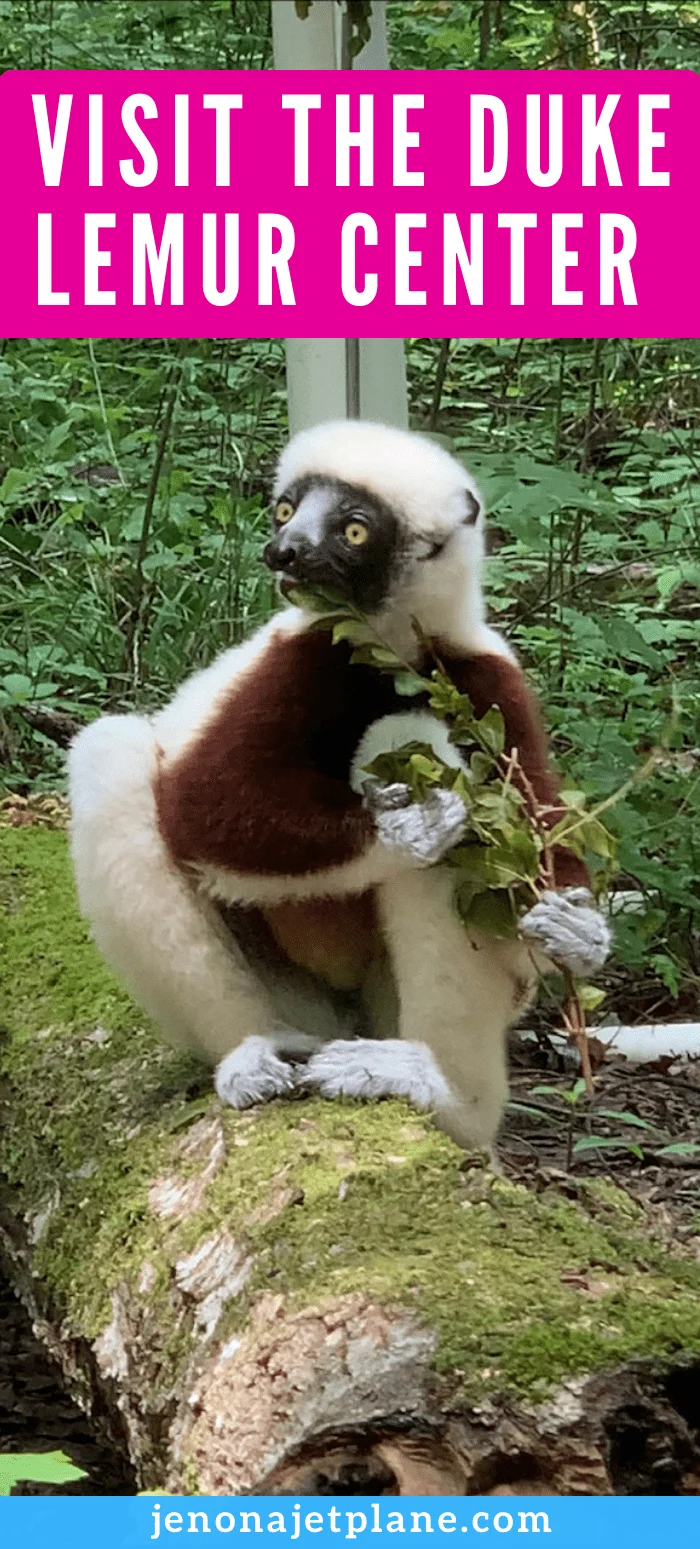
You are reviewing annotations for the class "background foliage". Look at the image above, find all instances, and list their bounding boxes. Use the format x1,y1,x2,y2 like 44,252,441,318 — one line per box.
0,0,698,1022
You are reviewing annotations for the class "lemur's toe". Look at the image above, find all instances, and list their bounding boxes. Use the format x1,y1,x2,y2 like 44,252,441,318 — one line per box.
305,1038,453,1109
215,1035,298,1109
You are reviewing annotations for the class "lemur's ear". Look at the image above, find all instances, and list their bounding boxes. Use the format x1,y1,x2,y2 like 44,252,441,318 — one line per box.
463,490,481,525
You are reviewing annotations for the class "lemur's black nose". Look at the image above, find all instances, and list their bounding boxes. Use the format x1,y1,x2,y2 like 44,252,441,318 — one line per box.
263,536,304,574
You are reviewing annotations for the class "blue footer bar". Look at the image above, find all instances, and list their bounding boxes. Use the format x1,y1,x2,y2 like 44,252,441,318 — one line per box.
0,1496,698,1548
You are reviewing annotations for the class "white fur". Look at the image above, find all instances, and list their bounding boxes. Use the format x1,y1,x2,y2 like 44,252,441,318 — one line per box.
275,419,483,541
68,714,278,1063
193,838,407,909
376,868,537,1148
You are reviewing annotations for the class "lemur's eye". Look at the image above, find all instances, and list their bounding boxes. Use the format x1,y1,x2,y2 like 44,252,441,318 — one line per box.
275,500,294,525
344,520,369,546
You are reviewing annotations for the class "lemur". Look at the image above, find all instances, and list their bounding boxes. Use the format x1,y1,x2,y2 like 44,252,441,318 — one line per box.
68,420,610,1148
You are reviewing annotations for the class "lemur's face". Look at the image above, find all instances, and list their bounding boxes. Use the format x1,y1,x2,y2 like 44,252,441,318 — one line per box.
264,472,482,613
263,475,402,612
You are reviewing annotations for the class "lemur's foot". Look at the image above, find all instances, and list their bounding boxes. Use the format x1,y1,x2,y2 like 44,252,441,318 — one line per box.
365,782,467,867
520,887,612,978
304,1037,453,1110
215,1034,302,1110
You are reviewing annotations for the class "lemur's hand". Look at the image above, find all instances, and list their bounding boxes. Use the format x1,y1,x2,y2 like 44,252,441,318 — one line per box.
363,778,466,867
520,887,612,978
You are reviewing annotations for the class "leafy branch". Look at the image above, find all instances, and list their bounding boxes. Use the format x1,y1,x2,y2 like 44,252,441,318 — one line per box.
289,585,660,1091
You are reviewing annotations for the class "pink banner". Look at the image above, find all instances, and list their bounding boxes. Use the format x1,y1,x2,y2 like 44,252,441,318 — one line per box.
0,68,696,338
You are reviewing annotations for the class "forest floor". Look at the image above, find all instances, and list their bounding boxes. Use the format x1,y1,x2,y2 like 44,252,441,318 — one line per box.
504,1040,700,1240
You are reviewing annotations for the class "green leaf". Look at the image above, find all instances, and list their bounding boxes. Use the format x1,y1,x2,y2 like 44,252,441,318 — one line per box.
45,418,74,458
0,466,29,503
393,670,428,697
593,1109,654,1130
598,616,663,670
347,643,402,668
573,1136,644,1158
537,1078,587,1107
502,826,539,874
650,953,680,998
452,769,472,804
331,619,377,647
656,1142,700,1159
469,751,495,784
577,984,606,1012
460,888,519,938
1,672,32,702
559,789,588,810
363,751,410,785
306,611,351,633
551,814,617,862
656,566,683,598
0,1451,87,1495
365,646,404,667
408,752,442,779
475,706,506,756
285,585,343,614
505,1101,559,1126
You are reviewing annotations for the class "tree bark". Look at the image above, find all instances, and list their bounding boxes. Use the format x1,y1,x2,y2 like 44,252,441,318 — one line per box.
1,820,700,1496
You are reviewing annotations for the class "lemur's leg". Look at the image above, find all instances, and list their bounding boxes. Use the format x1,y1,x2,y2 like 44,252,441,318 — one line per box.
380,869,535,1146
68,714,309,1106
307,869,535,1148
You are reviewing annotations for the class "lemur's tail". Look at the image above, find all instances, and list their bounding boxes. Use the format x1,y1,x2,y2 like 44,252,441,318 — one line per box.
67,715,274,1061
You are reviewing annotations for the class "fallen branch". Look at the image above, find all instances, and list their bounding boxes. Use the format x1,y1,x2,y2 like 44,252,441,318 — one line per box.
17,704,83,748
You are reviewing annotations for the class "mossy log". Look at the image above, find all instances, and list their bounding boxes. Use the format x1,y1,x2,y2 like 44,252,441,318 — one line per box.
2,823,700,1496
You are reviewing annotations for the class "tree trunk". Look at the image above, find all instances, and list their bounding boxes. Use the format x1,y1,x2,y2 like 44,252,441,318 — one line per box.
1,819,700,1496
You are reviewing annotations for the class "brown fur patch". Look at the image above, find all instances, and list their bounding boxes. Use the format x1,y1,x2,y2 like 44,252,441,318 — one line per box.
155,627,398,878
261,894,380,991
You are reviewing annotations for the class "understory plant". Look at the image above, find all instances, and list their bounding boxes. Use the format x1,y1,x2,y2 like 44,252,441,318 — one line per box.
509,1077,700,1171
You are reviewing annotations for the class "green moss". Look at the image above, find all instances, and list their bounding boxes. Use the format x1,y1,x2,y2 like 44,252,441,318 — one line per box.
2,825,700,1406
192,1107,700,1399
0,828,140,1035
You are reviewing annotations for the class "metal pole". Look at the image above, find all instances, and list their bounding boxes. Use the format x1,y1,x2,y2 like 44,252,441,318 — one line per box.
271,0,408,433
351,1,408,427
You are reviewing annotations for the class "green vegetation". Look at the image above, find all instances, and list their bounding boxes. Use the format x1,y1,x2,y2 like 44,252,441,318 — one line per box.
0,1451,86,1494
